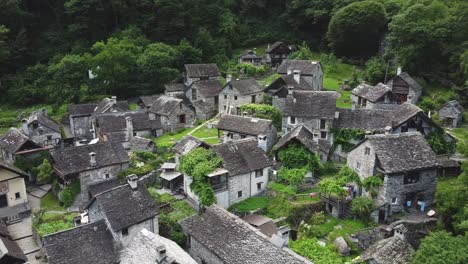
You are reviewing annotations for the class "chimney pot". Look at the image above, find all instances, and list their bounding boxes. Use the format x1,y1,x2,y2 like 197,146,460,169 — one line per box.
397,66,402,75
287,85,294,95
293,70,301,85
127,174,138,190
351,102,356,111
89,152,97,167
257,134,268,152
126,116,134,141
226,74,232,83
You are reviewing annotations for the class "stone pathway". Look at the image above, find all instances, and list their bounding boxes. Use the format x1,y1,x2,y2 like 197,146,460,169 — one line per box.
187,118,215,136
7,216,44,263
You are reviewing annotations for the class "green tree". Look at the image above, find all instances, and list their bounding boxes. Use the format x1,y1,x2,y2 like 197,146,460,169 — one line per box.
351,196,374,222
426,130,455,155
327,1,387,58
318,178,346,197
364,57,388,85
278,143,322,173
278,167,307,187
0,25,10,63
37,159,53,184
410,231,468,264
361,175,383,198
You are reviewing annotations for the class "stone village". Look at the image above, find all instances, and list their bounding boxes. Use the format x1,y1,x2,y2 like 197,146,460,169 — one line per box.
0,42,465,264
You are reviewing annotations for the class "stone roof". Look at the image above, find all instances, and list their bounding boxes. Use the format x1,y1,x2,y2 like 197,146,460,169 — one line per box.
387,72,423,95
93,98,129,115
27,111,61,133
242,215,279,238
120,229,197,264
334,109,391,131
0,128,40,154
68,103,99,116
388,102,423,128
0,160,27,177
283,91,339,119
192,100,215,115
275,125,331,155
189,79,223,98
185,64,220,78
361,236,414,264
363,132,439,174
225,79,264,95
181,206,310,264
240,50,261,59
87,183,159,231
217,115,273,136
164,83,185,93
128,136,154,151
50,142,130,177
266,41,291,53
173,136,210,155
439,100,464,119
43,220,118,264
0,220,8,238
0,235,27,263
352,83,392,102
139,95,161,109
149,96,184,116
87,178,120,198
96,111,162,134
277,60,322,76
213,138,271,176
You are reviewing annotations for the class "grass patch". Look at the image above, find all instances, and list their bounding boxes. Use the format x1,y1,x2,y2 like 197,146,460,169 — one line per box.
154,127,192,148
258,73,281,86
322,62,355,109
167,200,196,222
231,43,268,59
191,125,218,139
229,196,270,212
268,182,297,195
129,103,138,110
41,192,65,211
34,212,78,237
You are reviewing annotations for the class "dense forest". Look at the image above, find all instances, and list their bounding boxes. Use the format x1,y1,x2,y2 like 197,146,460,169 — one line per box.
0,0,467,108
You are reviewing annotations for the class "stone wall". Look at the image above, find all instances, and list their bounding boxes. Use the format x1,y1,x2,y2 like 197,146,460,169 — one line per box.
188,238,224,264
70,115,92,139
281,116,333,144
160,104,196,132
218,86,263,114
220,128,277,152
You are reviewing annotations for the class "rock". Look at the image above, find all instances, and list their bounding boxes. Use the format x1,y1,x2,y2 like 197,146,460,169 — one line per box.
334,237,351,256
317,241,326,247
334,224,342,230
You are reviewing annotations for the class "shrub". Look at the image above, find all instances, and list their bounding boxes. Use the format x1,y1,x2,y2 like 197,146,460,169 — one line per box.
59,181,80,208
290,238,344,264
427,130,455,155
37,159,53,184
239,104,282,130
351,196,374,223
278,167,307,187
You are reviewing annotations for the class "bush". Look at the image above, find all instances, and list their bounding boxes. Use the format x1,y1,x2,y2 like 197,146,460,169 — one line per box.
278,167,307,187
59,181,80,208
37,159,53,184
351,197,374,223
239,104,282,130
364,57,388,85
427,130,455,155
290,238,344,264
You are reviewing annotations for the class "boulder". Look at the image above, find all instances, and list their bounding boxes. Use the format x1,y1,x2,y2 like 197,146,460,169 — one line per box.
334,236,351,256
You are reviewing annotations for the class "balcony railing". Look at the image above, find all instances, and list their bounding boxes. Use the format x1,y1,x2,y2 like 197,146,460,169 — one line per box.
211,182,228,192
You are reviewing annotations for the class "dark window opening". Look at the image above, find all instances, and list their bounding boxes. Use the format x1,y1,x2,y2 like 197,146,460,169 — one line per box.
320,132,327,139
122,228,129,236
404,173,420,184
15,192,21,199
234,96,238,100
255,169,263,177
320,120,326,129
257,182,262,190
290,116,296,124
251,95,256,103
192,88,197,101
179,114,186,124
365,147,370,155
401,126,408,133
0,195,7,208
237,191,243,198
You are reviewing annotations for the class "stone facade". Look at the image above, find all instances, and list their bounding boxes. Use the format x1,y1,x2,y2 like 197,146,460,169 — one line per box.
188,238,224,264
282,116,334,144
0,167,28,209
22,120,61,147
160,104,196,132
220,129,277,152
351,94,399,110
218,87,263,115
70,115,93,139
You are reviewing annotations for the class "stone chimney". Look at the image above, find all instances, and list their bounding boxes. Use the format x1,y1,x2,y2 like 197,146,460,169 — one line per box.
109,96,117,104
41,108,48,116
385,126,392,135
334,111,340,119
21,119,28,135
226,74,232,83
127,174,138,190
257,135,268,152
287,68,292,75
287,85,294,95
351,102,356,111
397,66,402,75
89,152,97,167
393,224,407,240
156,245,167,263
125,116,134,141
293,70,301,84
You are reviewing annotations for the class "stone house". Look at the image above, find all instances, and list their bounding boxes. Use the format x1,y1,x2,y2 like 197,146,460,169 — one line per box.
43,177,160,264
137,95,161,110
0,128,44,164
351,83,399,110
21,109,61,147
184,63,220,87
217,114,278,152
265,41,293,66
121,228,197,264
438,100,464,128
218,78,264,115
282,91,340,144
0,161,30,222
69,96,129,140
149,96,196,132
386,72,423,104
86,176,159,247
0,219,27,264
242,214,291,247
347,133,439,220
164,83,186,98
180,205,312,264
93,111,163,146
49,142,130,204
265,73,315,111
128,136,155,153
185,79,223,119
277,60,323,91
239,50,263,65
183,138,272,209
159,162,182,193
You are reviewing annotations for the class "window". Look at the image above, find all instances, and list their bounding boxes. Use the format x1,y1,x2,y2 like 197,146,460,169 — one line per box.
227,133,233,139
356,162,361,171
251,95,256,103
320,132,327,139
320,119,326,129
404,173,420,184
391,197,398,204
133,132,137,136
237,191,243,198
234,96,238,100
289,116,296,125
224,94,227,99
255,169,263,178
192,88,197,101
223,105,227,110
179,114,186,124
105,174,110,179
365,147,370,155
240,135,246,139
15,192,21,199
47,135,52,140
401,126,408,133
33,123,38,129
122,228,129,236
257,182,262,190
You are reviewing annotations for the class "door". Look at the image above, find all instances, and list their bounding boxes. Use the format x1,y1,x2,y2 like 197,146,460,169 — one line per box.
179,114,186,124
0,194,7,208
251,95,256,103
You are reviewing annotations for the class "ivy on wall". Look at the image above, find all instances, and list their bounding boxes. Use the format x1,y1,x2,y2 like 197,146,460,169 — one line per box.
277,143,322,187
331,128,366,152
239,104,282,130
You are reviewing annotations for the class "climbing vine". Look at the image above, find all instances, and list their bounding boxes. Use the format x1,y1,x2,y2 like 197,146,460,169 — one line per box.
179,148,223,208
330,128,366,152
277,143,322,187
239,104,282,130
